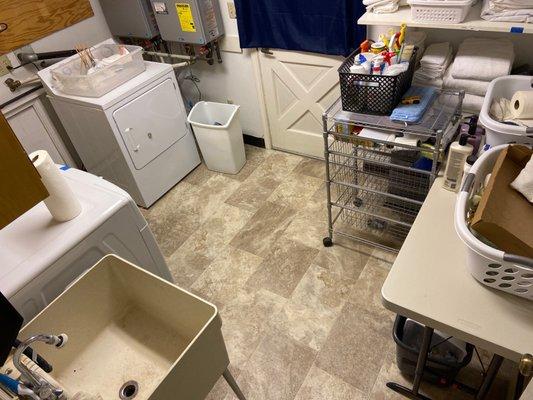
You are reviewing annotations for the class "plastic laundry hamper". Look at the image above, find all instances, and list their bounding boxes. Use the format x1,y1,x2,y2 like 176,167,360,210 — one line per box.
455,144,533,300
480,76,533,146
407,0,476,23
393,315,473,386
188,101,246,174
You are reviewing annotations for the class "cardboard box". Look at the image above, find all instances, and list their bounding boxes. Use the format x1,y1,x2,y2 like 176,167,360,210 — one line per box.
472,145,533,258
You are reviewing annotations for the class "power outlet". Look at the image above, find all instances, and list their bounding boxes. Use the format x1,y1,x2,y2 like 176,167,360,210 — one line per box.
0,55,12,77
227,1,237,19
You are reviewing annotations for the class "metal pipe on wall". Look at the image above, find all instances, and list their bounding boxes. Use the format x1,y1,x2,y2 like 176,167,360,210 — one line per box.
143,51,196,61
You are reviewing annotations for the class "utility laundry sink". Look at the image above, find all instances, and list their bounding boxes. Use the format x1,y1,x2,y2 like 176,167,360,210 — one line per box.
17,255,236,400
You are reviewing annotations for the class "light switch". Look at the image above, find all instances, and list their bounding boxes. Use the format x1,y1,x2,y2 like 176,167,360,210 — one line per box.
227,1,237,19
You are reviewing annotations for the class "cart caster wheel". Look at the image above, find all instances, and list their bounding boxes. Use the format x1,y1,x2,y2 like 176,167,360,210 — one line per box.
353,197,363,207
323,237,333,247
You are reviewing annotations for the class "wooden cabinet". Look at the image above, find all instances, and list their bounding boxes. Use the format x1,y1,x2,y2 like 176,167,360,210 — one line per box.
0,0,94,54
0,112,48,229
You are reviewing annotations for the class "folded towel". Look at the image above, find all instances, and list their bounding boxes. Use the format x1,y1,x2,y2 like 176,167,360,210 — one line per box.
463,94,485,113
511,157,533,203
451,38,514,82
364,0,399,13
413,76,443,89
420,42,452,68
390,86,438,123
443,67,490,97
481,0,533,22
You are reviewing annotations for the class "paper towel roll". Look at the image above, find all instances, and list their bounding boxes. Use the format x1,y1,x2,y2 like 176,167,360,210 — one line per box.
30,150,81,222
511,91,533,119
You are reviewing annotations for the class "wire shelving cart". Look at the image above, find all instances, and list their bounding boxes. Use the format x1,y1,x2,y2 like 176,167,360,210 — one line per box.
322,90,464,252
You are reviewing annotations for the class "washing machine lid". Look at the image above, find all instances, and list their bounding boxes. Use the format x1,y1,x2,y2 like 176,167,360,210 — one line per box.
0,167,141,297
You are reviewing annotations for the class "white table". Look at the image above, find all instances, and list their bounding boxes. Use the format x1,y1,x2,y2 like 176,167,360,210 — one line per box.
381,177,533,399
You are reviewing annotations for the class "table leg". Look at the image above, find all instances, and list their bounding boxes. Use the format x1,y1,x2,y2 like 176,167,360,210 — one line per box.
386,326,434,400
476,354,504,400
223,368,247,400
514,372,525,400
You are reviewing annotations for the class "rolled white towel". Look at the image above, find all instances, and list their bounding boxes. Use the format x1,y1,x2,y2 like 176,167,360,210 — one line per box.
450,38,514,82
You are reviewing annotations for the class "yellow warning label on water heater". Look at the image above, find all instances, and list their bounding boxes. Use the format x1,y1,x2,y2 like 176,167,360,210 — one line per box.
176,3,196,33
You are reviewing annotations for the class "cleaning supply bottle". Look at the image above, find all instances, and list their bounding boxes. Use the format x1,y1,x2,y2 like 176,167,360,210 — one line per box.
443,134,473,192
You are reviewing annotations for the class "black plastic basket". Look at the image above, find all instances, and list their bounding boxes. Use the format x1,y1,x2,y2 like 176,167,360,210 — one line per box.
338,47,418,116
393,315,473,387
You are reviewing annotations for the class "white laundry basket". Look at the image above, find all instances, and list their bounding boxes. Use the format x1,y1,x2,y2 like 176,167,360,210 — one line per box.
455,144,533,300
407,0,476,23
480,76,533,146
188,101,246,174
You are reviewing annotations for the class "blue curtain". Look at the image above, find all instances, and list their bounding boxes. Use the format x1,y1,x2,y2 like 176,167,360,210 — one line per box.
234,0,366,56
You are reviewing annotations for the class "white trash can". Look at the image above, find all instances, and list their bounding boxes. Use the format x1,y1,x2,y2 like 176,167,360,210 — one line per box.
188,101,246,174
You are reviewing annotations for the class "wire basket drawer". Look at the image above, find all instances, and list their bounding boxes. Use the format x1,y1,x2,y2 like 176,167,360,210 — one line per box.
338,48,417,116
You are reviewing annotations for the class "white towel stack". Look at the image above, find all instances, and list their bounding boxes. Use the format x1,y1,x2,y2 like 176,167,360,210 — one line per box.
444,38,515,112
413,42,453,88
481,0,533,23
364,0,408,13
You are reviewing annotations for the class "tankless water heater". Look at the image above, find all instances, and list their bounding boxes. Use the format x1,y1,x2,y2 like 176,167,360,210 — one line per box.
149,0,224,44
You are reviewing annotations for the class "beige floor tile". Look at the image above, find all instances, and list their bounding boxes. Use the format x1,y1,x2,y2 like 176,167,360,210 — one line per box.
142,181,202,256
230,201,296,257
225,174,282,212
220,289,287,372
221,145,269,182
312,237,373,283
205,375,231,400
347,259,395,328
167,203,253,287
294,365,366,400
293,157,326,180
268,172,323,209
270,260,362,352
246,238,319,298
250,151,303,181
191,246,264,308
184,162,216,186
269,298,338,352
281,190,327,248
224,330,316,400
316,302,392,393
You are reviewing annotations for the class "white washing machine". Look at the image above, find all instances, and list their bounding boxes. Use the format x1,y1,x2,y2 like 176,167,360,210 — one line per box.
38,60,200,207
0,167,172,322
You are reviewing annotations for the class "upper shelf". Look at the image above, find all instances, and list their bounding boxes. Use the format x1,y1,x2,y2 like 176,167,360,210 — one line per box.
358,3,532,34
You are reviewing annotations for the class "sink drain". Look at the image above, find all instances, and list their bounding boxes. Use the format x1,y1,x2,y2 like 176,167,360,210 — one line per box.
119,380,139,399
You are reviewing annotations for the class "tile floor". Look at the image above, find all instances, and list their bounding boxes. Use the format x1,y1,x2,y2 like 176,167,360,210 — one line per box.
141,145,516,400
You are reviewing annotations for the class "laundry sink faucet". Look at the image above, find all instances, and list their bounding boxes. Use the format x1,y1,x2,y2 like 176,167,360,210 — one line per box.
13,334,68,400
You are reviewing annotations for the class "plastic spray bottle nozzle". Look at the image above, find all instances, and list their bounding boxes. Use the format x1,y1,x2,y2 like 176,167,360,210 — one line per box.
459,134,469,146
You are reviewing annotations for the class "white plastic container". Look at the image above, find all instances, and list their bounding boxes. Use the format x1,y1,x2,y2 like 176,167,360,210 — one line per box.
480,75,533,146
188,101,246,174
50,44,145,97
407,0,476,23
455,144,533,300
443,135,473,192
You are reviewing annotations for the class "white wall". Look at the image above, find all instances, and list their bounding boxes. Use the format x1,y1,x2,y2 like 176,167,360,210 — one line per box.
180,4,267,138
0,0,111,105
